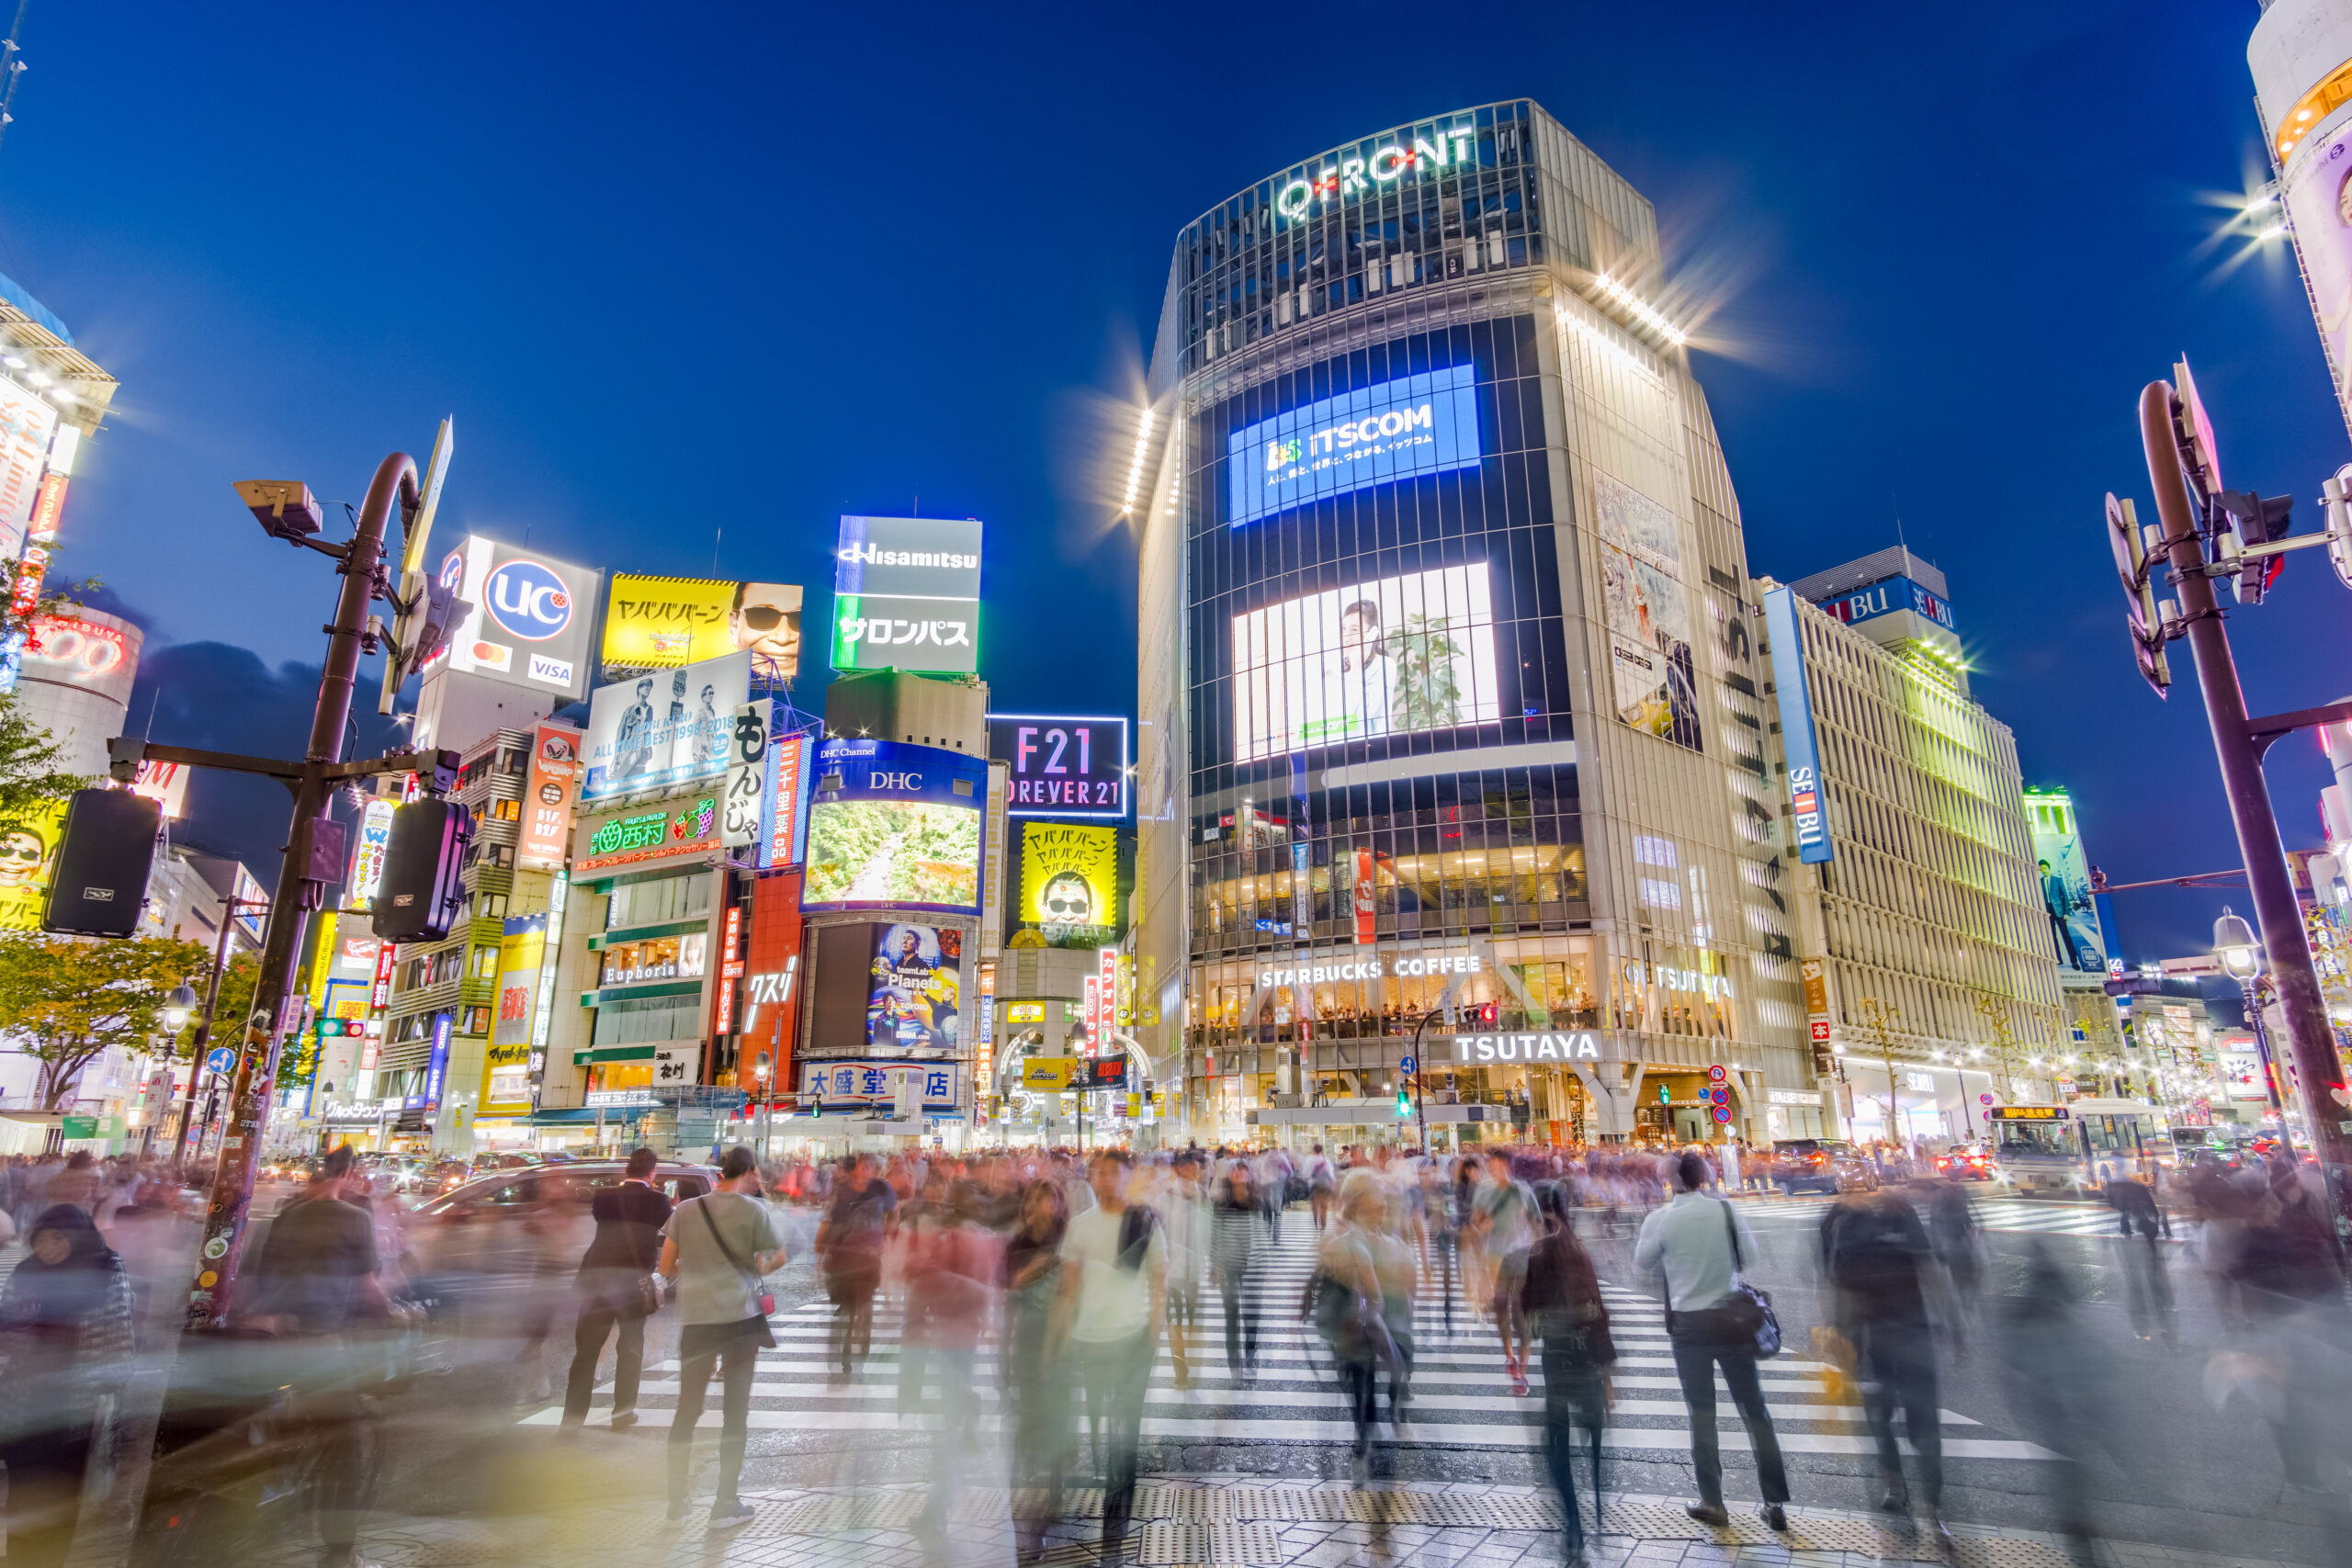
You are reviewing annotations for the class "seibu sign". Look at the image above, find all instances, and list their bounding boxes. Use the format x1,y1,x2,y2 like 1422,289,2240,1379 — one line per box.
1258,952,1481,988
1453,1032,1600,1063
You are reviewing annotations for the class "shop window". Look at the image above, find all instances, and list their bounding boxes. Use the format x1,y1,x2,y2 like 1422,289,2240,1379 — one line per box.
599,931,707,988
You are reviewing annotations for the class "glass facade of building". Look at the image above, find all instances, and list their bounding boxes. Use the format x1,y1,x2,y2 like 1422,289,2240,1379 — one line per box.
1135,100,1811,1150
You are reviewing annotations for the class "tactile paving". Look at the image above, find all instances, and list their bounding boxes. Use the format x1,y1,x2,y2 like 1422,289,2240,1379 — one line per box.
1136,1522,1285,1564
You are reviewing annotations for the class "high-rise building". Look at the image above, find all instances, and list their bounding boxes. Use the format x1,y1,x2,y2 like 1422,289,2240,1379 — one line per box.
1130,101,1808,1150
1760,566,2067,1139
2252,0,2352,442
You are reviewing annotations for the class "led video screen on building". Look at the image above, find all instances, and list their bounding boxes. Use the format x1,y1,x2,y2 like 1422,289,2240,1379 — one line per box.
580,649,752,801
1226,365,1481,528
1231,564,1500,761
802,739,986,914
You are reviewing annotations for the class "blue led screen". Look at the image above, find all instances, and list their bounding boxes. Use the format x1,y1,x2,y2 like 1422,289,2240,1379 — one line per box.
1226,364,1482,528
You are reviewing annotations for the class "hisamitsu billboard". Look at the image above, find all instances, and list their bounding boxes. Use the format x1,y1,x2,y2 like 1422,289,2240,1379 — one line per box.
831,515,982,674
1227,364,1482,528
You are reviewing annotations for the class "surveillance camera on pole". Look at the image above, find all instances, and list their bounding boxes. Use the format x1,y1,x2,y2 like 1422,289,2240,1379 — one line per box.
2105,492,2172,698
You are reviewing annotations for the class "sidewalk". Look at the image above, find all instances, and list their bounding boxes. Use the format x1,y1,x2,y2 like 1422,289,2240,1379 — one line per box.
114,1475,2314,1568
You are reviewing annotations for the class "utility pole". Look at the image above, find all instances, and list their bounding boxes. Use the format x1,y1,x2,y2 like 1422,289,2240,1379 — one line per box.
1856,995,1903,1145
167,897,264,1169
2128,372,2352,1219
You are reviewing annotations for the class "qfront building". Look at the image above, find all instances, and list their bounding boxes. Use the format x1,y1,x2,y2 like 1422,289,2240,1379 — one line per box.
1129,101,1811,1148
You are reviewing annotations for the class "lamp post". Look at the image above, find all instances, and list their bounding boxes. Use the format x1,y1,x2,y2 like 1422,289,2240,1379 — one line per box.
752,1054,772,1157
2216,907,2294,1156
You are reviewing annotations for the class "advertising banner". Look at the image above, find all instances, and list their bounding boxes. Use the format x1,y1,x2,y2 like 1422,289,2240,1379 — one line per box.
573,794,719,876
1226,364,1482,528
801,1058,957,1111
866,922,962,1054
1353,846,1375,943
1012,822,1122,949
0,374,58,561
486,917,545,1111
130,758,191,820
830,515,983,674
987,714,1129,818
1593,470,1701,750
602,575,804,684
1761,587,1834,865
802,739,987,914
2283,127,2352,442
760,729,811,871
433,536,601,700
723,699,770,849
0,799,63,931
518,723,582,871
345,797,396,909
979,766,1006,958
580,649,751,801
2027,801,2109,976
1231,563,1499,761
21,612,139,708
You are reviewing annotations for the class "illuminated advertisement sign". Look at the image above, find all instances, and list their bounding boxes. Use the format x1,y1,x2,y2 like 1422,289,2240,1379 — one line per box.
20,611,139,709
580,649,751,800
1270,119,1480,223
1012,822,1123,949
434,536,602,700
417,1011,452,1111
1595,470,1701,751
1232,563,1498,761
986,714,1128,818
603,574,803,683
801,1058,956,1111
722,699,770,849
1816,575,1956,636
345,797,396,909
802,739,986,914
830,515,982,674
1227,365,1481,529
128,760,190,821
0,374,58,561
1761,587,1833,866
574,795,718,874
761,729,812,870
2281,128,2352,441
517,722,582,871
0,798,62,931
2024,790,2109,977
866,922,960,1053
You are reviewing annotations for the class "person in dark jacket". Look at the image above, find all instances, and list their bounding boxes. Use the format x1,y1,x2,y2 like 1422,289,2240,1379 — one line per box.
561,1148,674,1428
0,1204,134,1568
1526,1182,1615,1568
1821,1189,1949,1554
2103,1173,2174,1347
1210,1161,1261,1380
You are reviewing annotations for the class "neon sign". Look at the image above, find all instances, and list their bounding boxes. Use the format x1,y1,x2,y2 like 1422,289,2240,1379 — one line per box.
1273,126,1477,221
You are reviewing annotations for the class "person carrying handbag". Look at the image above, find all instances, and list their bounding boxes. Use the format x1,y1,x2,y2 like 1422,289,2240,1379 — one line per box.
659,1147,787,1531
1633,1151,1792,1532
562,1148,674,1430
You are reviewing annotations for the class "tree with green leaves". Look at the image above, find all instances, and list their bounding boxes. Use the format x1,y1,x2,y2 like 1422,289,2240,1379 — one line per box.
0,932,210,1109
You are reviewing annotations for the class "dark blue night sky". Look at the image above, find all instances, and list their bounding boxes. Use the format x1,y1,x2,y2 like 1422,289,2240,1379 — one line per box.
6,0,2338,959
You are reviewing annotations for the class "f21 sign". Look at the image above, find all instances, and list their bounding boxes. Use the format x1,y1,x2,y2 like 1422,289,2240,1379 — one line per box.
986,714,1128,820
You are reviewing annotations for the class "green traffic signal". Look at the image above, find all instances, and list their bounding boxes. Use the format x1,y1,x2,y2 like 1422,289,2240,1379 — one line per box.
1395,1089,1411,1120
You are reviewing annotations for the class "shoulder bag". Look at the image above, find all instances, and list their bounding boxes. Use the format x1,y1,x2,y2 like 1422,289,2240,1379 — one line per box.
697,1195,776,1318
1715,1199,1781,1359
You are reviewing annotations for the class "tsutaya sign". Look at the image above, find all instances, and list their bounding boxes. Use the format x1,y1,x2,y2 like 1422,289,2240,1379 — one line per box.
1453,1032,1600,1063
1274,123,1480,221
1256,952,1482,988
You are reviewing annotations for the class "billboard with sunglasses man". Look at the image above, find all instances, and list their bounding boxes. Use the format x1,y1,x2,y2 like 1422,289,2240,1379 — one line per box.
603,575,803,683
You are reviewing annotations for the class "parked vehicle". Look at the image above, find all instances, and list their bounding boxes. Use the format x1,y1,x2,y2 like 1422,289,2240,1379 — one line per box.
1770,1137,1879,1195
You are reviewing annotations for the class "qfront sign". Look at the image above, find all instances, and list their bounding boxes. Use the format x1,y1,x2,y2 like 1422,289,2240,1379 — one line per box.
1272,123,1479,222
1451,1032,1600,1063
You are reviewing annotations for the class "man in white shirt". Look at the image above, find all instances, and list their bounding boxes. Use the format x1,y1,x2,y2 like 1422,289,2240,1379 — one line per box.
1055,1148,1166,1555
1633,1151,1792,1532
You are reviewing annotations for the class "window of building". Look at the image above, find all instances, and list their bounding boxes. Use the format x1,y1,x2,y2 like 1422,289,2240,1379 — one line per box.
591,994,706,1047
605,873,713,931
598,931,707,988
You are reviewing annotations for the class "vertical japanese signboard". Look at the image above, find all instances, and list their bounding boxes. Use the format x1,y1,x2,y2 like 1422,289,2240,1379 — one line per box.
723,699,770,849
1352,846,1376,943
760,729,811,871
518,723,582,871
1761,587,1833,864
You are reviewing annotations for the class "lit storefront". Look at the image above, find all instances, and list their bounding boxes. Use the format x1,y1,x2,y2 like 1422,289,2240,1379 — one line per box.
1130,102,1815,1147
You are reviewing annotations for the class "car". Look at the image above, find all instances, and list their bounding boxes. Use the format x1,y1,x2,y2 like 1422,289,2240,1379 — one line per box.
1935,1143,1995,1181
1770,1137,1880,1195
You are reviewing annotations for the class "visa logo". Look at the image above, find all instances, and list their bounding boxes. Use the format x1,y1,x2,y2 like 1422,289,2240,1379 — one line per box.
527,653,573,687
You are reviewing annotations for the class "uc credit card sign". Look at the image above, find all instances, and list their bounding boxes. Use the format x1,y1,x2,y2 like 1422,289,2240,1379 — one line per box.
1227,365,1482,527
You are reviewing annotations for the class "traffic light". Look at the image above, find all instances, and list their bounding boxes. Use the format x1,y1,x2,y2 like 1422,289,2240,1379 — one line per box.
43,787,163,938
1395,1087,1412,1120
2217,488,2292,605
2104,493,2171,698
1475,1002,1497,1027
373,798,473,942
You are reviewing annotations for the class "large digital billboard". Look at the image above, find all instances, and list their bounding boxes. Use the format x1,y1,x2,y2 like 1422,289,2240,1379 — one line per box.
830,515,982,674
603,575,803,684
2025,790,2109,976
802,739,986,914
986,714,1127,819
433,536,602,700
867,922,961,1054
1231,563,1499,761
580,649,752,801
1227,364,1481,529
1594,470,1701,751
1012,822,1123,949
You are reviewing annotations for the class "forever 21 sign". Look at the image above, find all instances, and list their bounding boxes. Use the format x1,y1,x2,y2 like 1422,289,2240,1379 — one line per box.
986,714,1130,820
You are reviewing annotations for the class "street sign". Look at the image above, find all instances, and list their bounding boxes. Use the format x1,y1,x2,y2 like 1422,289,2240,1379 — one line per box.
61,1114,97,1139
1707,1064,1727,1083
1979,1092,1996,1106
204,1047,236,1077
1809,1021,1832,1043
1397,1055,1417,1076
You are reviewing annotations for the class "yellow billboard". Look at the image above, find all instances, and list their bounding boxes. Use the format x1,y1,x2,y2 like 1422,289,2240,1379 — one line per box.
0,800,66,931
1019,1055,1078,1091
603,575,802,682
1014,822,1121,950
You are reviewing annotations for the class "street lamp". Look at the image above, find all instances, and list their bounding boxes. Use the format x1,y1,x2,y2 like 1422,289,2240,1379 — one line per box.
752,1054,772,1157
161,983,198,1033
2215,907,2294,1154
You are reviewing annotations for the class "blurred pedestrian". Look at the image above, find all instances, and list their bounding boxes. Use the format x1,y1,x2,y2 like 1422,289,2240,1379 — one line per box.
1054,1148,1164,1554
1006,1178,1071,1565
2104,1172,2175,1348
1474,1150,1538,1394
660,1146,787,1529
815,1153,895,1383
1821,1189,1950,1553
1634,1150,1791,1531
561,1148,673,1429
1161,1152,1207,1388
1305,1173,1388,1484
1211,1159,1261,1380
1527,1182,1613,1568
0,1204,134,1568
